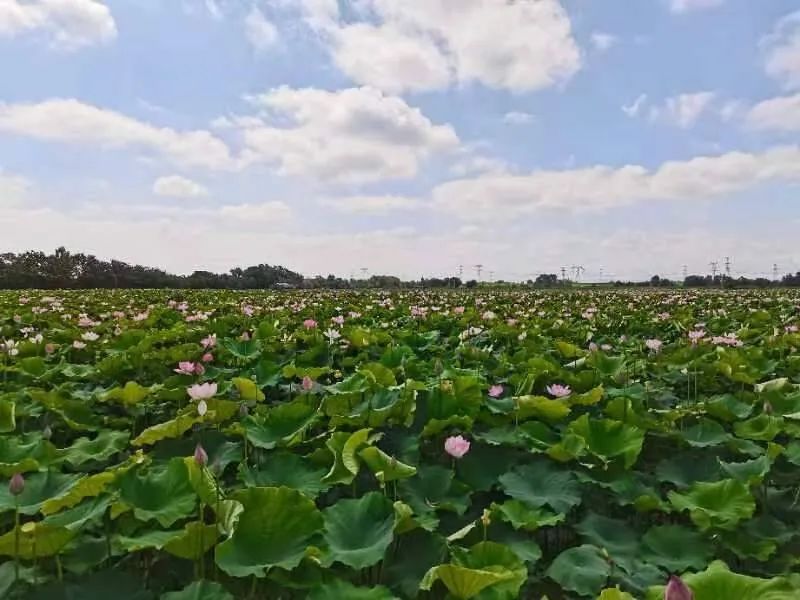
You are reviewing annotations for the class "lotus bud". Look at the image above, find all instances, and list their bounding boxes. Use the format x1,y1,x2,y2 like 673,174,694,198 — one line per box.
44,343,55,354
302,376,314,391
202,353,213,363
42,425,52,440
239,403,249,417
481,508,491,528
194,443,208,467
763,401,773,415
665,576,693,600
9,473,24,496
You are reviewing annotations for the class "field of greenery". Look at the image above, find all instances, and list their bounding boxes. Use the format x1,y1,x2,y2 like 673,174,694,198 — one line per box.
1,289,800,599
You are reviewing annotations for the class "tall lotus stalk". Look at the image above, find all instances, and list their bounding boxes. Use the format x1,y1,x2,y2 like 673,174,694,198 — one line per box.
10,473,24,583
194,443,208,579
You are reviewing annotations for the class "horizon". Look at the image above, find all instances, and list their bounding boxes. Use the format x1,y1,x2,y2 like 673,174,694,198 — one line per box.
1,0,799,281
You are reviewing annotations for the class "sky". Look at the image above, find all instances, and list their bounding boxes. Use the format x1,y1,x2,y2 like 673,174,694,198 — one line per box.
0,0,799,281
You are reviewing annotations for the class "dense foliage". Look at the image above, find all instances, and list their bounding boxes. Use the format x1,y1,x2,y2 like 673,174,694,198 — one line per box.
1,289,800,599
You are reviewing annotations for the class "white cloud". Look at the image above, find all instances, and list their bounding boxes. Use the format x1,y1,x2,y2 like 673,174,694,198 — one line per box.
432,145,800,220
0,98,234,170
0,171,30,207
762,11,800,91
0,0,116,50
153,175,209,198
622,94,648,118
503,111,535,125
244,6,278,52
320,195,421,214
329,23,451,94
719,99,744,122
218,201,292,225
669,0,725,14
239,85,459,183
649,91,716,128
307,0,581,94
590,32,618,52
450,155,509,177
746,93,800,132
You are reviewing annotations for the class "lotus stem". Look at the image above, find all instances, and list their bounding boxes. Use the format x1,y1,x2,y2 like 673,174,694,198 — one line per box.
13,500,20,584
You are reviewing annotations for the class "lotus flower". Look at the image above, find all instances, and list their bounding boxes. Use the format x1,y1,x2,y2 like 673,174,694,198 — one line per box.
645,338,663,353
664,576,693,600
81,331,100,342
242,305,254,317
201,353,213,363
9,473,24,496
453,306,465,315
547,384,571,398
488,385,504,398
332,315,345,326
200,334,217,349
187,382,217,401
174,361,197,375
444,435,470,459
302,376,314,391
303,319,318,329
72,340,86,349
194,443,208,467
324,328,341,343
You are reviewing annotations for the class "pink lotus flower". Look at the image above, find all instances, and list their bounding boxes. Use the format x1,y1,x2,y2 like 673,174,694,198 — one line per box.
785,325,799,333
688,330,705,344
453,306,465,315
9,472,24,496
665,575,693,600
645,339,663,353
201,334,217,349
194,363,205,376
302,376,314,391
588,342,599,352
175,361,197,376
187,382,217,401
488,385,504,398
44,343,56,354
547,384,571,398
303,319,318,330
332,315,345,326
201,353,214,363
242,305,254,317
444,435,471,459
194,443,208,467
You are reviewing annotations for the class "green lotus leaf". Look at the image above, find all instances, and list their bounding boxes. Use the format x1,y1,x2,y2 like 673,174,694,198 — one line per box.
29,389,100,431
25,569,154,600
499,461,581,514
681,419,731,447
491,500,564,531
705,394,753,421
546,545,611,597
514,395,571,422
215,486,323,577
450,541,528,600
232,377,265,401
668,479,756,531
240,452,328,498
243,400,318,450
0,434,59,476
399,465,470,516
359,362,397,387
421,564,516,600
118,457,196,527
161,581,234,600
184,457,222,505
641,524,711,572
0,470,80,515
164,521,219,560
45,496,111,531
644,560,799,600
100,381,151,405
567,415,645,468
734,414,783,441
0,398,15,433
0,522,75,559
116,530,183,553
598,587,635,600
426,375,483,419
655,451,721,487
322,492,395,569
719,455,771,484
61,430,129,467
281,363,331,381
574,513,639,569
421,415,474,437
570,386,604,406
359,446,417,483
322,428,376,486
307,580,398,600
222,337,262,361
383,529,448,598
457,444,521,492
132,414,201,447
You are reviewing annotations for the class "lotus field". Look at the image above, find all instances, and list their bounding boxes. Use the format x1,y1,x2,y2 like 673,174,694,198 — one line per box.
3,289,800,599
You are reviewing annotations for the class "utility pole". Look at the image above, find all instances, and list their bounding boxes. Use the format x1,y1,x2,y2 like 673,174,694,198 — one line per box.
682,265,688,280
560,266,567,282
457,265,463,279
599,267,604,282
489,270,494,283
773,263,779,282
709,261,718,279
474,264,483,280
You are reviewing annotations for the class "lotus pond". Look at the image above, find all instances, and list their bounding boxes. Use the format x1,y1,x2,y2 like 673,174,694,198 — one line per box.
1,289,800,599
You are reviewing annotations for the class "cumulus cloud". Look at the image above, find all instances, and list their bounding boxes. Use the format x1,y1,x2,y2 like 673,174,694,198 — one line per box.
669,0,725,14
0,171,31,207
649,92,716,127
0,0,117,50
238,86,459,183
432,145,800,220
590,32,618,52
762,11,800,91
503,111,535,125
746,93,800,132
298,0,581,94
244,6,278,52
153,175,209,198
0,98,234,170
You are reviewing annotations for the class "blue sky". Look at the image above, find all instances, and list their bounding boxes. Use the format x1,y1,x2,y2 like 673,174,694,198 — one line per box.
0,0,798,281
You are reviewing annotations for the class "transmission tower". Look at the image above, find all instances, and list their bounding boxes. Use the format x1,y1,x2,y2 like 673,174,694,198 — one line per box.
773,264,779,281
457,265,463,278
360,267,368,279
489,270,495,283
724,256,731,279
560,267,567,281
709,261,719,279
682,265,688,279
474,264,483,280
